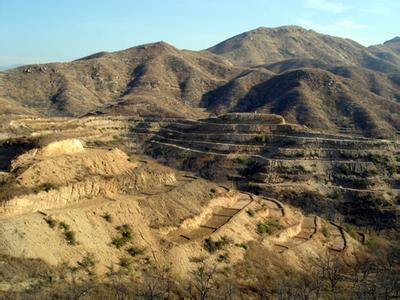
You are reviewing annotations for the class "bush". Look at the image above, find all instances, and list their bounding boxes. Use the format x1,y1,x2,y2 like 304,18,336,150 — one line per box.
118,256,132,269
246,209,255,217
254,135,263,143
256,220,283,236
116,224,132,238
64,230,77,245
235,157,246,164
235,243,249,250
39,182,57,192
321,225,330,238
58,221,70,231
126,246,145,257
240,160,266,177
217,253,230,263
44,216,57,229
112,224,133,249
101,212,112,223
203,236,232,253
77,253,97,270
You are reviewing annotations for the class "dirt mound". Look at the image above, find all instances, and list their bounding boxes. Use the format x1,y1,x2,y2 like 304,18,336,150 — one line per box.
39,139,84,156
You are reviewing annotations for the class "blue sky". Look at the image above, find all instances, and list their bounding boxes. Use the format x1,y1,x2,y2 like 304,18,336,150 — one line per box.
0,0,399,66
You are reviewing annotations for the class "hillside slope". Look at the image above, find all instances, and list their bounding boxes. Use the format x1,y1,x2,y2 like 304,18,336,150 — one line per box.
0,42,241,118
1,26,399,138
208,26,400,73
203,67,400,137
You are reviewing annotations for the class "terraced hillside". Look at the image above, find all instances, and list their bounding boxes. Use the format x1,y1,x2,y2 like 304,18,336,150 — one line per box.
142,113,400,229
1,113,398,297
0,134,366,296
2,113,398,229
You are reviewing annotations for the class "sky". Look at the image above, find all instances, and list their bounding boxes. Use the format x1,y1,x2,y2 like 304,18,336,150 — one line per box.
0,0,399,67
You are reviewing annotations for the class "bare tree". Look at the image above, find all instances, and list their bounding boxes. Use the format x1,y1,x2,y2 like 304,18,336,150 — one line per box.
189,262,218,300
313,252,344,293
67,272,97,300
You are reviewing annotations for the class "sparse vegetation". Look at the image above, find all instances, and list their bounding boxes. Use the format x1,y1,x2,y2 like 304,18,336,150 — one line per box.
254,135,263,143
256,220,283,236
112,224,133,249
246,208,255,217
322,225,331,238
101,212,113,223
240,160,265,177
126,246,145,257
77,253,97,275
64,229,77,245
44,216,57,229
58,221,70,231
203,236,232,253
217,252,230,263
235,243,249,250
118,256,132,269
36,182,57,193
2,26,400,300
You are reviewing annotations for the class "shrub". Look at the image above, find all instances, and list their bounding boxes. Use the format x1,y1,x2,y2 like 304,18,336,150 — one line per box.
112,224,133,248
77,253,97,270
203,236,232,253
217,253,230,263
321,225,330,238
126,246,145,257
240,160,266,177
64,230,77,245
44,216,57,229
116,224,132,239
254,135,263,143
101,212,113,223
246,208,255,217
118,256,132,269
256,220,283,236
58,221,70,231
235,243,249,250
235,157,246,164
40,182,57,192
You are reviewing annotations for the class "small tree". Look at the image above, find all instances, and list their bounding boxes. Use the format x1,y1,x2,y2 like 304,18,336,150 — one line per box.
189,262,218,300
313,252,344,293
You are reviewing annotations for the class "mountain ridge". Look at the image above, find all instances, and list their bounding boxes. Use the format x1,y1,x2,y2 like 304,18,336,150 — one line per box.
1,26,399,137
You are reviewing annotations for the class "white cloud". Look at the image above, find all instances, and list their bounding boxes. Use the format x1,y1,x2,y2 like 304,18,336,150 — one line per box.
304,0,349,13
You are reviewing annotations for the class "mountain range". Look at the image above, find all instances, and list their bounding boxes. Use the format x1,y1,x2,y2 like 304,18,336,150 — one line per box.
1,25,399,137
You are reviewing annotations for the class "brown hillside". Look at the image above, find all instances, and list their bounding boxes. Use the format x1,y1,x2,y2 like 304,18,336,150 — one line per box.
0,42,241,118
208,26,400,73
203,68,400,137
1,27,399,138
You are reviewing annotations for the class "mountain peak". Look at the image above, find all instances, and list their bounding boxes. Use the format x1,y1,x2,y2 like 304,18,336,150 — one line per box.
384,36,400,44
245,25,308,35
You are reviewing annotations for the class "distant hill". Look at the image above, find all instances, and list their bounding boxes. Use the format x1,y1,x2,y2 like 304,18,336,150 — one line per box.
202,67,400,137
0,42,241,118
207,26,400,73
0,26,399,137
369,37,400,68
